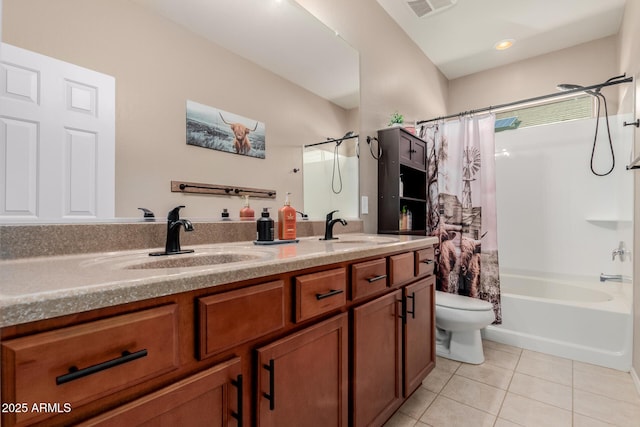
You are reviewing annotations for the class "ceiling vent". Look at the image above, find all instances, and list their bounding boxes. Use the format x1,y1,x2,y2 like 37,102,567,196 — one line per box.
407,0,457,18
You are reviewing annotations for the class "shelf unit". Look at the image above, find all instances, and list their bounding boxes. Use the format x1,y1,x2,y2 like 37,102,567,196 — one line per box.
377,127,428,235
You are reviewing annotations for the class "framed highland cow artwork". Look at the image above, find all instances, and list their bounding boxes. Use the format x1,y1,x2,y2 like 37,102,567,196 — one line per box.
186,100,265,159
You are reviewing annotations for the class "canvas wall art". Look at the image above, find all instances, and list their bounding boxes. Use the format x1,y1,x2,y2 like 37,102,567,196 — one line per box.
186,100,265,159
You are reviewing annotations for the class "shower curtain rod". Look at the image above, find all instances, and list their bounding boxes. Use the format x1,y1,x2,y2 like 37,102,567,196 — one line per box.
305,134,359,148
417,76,633,125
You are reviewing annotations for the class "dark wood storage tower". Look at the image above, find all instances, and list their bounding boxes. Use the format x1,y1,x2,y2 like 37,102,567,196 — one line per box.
378,127,428,235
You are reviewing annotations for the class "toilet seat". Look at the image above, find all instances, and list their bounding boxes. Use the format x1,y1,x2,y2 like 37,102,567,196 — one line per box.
435,291,493,311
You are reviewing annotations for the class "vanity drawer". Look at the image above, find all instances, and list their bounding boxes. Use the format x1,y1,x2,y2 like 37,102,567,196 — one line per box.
1,305,179,426
79,357,242,427
415,247,435,277
295,267,346,322
351,258,388,301
389,252,415,286
198,280,285,360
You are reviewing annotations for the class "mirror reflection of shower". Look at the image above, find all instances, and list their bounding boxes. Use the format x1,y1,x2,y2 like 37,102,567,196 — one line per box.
303,133,359,220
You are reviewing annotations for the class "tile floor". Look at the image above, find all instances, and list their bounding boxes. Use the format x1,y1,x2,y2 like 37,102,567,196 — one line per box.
384,340,640,427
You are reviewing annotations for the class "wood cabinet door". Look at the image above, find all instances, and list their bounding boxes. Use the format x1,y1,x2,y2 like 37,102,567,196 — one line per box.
79,357,242,427
399,132,414,166
352,290,403,427
256,313,348,427
398,132,426,171
404,276,436,396
409,138,427,170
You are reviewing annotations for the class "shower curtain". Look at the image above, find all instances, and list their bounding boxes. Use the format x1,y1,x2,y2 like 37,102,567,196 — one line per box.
419,114,502,323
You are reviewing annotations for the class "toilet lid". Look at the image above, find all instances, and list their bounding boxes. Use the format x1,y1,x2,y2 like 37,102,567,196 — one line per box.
435,291,494,311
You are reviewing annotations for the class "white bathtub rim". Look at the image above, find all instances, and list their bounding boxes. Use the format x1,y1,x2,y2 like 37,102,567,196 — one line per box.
499,268,632,285
499,273,632,314
482,325,632,372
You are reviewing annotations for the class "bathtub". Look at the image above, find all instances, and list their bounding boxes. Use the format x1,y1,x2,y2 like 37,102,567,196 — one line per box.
481,272,633,371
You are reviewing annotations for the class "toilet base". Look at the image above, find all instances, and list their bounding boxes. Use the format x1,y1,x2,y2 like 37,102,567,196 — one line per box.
435,328,486,364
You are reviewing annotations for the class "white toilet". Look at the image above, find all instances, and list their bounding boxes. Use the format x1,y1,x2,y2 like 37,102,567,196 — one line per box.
435,291,495,364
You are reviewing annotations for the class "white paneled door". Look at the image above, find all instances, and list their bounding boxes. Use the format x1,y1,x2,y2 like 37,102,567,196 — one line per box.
0,43,115,221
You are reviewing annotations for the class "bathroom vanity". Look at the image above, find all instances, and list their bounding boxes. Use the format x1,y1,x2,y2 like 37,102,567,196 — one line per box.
0,234,437,426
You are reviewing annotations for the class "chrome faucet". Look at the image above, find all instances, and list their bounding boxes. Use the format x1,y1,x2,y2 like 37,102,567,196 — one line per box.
612,241,629,261
321,210,347,240
150,205,194,256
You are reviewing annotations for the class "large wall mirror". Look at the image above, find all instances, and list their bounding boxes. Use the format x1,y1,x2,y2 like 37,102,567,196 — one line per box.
1,0,359,223
303,134,359,220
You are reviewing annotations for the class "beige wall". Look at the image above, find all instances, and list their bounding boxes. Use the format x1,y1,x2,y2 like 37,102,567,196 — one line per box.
2,0,448,231
294,0,449,232
448,36,619,115
617,0,640,378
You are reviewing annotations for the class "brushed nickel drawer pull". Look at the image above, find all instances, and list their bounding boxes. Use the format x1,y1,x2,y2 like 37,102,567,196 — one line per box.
367,274,388,283
421,259,434,264
56,349,148,385
315,289,344,300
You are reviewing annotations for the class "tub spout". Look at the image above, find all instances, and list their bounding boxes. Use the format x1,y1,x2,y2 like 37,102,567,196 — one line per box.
599,273,623,282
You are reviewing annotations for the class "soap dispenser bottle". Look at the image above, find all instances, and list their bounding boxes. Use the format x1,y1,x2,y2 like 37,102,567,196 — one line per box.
278,192,297,240
240,195,255,220
257,208,274,241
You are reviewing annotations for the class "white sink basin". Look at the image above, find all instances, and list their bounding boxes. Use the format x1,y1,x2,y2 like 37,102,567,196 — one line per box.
125,252,268,269
85,247,274,270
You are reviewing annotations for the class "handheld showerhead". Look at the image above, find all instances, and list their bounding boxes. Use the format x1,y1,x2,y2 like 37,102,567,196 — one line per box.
557,76,618,176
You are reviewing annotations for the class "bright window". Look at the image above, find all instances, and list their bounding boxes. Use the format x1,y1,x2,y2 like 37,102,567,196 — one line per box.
495,95,594,130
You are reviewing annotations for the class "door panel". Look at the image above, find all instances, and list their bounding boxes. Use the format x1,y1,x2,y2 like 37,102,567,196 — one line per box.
0,43,115,221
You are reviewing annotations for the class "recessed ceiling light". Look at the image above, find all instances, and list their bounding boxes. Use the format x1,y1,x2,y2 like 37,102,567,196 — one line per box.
494,39,515,51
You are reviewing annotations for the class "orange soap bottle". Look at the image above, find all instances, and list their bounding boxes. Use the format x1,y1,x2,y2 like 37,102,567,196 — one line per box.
239,195,255,220
278,192,297,240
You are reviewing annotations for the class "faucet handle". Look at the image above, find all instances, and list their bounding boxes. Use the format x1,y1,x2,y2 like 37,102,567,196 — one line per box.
168,205,186,221
137,207,155,219
612,241,628,261
326,210,339,220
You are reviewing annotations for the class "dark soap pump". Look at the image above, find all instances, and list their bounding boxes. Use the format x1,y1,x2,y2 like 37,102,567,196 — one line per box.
257,208,274,242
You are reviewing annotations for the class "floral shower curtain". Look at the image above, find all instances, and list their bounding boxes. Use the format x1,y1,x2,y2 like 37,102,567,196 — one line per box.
418,114,502,323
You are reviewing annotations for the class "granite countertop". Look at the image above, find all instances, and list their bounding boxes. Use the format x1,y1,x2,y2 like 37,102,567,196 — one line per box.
0,234,437,328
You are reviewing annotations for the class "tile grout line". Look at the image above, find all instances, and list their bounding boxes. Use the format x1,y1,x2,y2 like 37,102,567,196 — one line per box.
571,359,574,427
420,361,461,422
491,348,523,427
